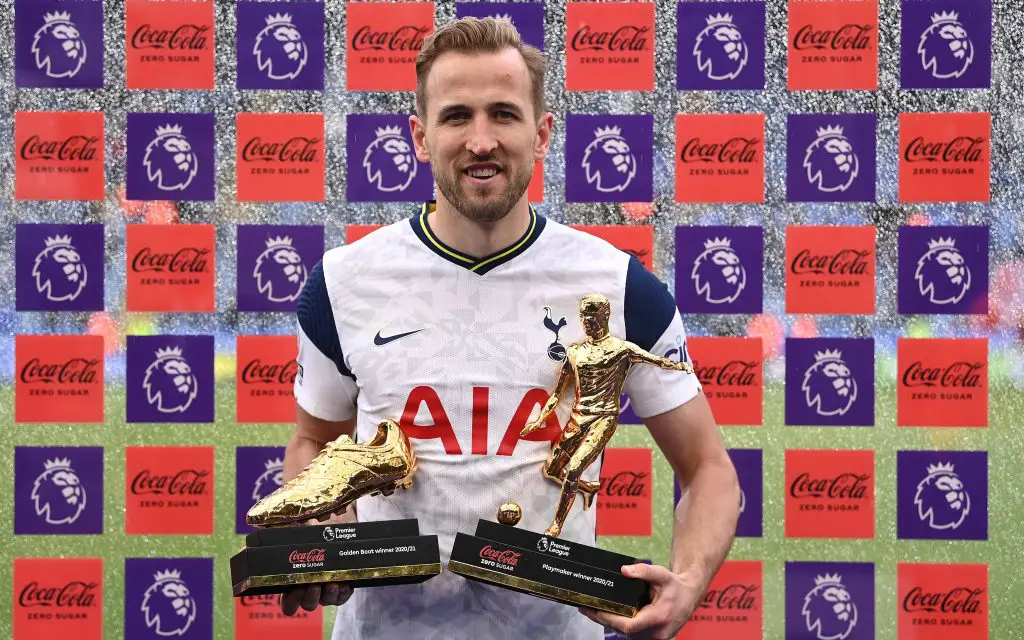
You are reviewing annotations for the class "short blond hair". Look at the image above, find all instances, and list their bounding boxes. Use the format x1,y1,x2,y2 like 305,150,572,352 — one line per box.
415,16,546,120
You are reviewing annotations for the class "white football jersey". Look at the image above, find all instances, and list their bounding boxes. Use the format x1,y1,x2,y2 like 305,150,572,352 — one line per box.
294,203,702,640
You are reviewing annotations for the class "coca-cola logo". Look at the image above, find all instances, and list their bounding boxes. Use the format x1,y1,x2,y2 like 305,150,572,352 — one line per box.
130,469,209,496
20,135,99,162
288,549,326,564
904,136,986,163
241,359,299,385
20,358,99,385
793,24,873,50
241,137,321,164
791,249,870,276
680,137,760,164
600,471,649,498
479,545,521,567
131,247,210,274
239,594,279,607
130,24,210,50
902,361,984,388
903,586,984,614
351,25,429,52
699,583,758,610
695,360,758,387
18,581,98,608
790,472,870,500
570,25,649,52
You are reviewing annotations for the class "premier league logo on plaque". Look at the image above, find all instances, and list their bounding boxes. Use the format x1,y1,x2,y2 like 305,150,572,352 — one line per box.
127,112,215,201
787,114,876,202
901,0,991,89
898,450,987,540
566,115,653,202
15,446,104,535
237,1,324,90
15,0,104,88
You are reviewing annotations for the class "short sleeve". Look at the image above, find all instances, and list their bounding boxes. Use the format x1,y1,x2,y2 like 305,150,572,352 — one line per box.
621,257,703,420
293,261,358,422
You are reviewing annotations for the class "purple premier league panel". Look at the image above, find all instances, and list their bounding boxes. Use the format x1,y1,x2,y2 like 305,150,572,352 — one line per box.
14,445,104,535
15,223,104,311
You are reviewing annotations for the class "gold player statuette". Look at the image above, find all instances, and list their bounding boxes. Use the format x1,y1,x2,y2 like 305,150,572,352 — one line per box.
520,294,694,538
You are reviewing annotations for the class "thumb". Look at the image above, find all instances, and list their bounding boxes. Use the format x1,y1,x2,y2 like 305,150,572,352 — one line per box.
621,563,670,583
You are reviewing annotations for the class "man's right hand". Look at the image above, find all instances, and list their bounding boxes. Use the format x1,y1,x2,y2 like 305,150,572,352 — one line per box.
281,583,353,616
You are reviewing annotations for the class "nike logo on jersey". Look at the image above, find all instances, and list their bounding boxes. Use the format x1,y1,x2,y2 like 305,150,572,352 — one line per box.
374,328,426,346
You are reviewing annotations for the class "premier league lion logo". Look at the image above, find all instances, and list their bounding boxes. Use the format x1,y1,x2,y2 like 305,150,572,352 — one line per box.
142,570,197,637
31,457,87,526
363,125,417,192
918,11,974,79
32,11,87,79
143,124,199,192
254,13,308,80
252,457,284,503
143,347,199,414
253,235,307,303
803,125,859,193
801,349,858,417
915,462,970,530
582,126,637,193
915,237,971,305
32,234,87,302
693,13,747,81
691,236,746,304
802,573,858,640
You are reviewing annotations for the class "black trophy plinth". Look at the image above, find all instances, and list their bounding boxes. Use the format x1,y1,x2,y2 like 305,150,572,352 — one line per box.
448,519,649,617
230,519,441,597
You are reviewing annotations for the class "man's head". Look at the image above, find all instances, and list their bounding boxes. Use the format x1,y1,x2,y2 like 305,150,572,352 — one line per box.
579,294,611,338
410,17,553,223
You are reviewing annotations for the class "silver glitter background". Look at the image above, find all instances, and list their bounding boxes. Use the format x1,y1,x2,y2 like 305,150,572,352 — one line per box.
1,1,1023,638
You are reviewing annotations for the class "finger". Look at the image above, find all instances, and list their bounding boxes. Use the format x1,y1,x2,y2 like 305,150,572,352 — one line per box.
280,587,305,616
580,604,664,636
300,584,321,611
622,563,674,585
319,583,353,607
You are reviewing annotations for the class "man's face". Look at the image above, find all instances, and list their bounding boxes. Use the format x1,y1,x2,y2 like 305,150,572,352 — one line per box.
411,48,552,223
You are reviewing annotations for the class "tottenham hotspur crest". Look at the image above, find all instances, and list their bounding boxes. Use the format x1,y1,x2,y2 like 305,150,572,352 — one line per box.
32,11,88,79
691,236,746,305
543,306,568,361
918,11,974,80
803,125,859,193
32,234,88,302
914,462,970,531
144,124,199,192
583,126,637,193
363,125,417,192
254,235,307,303
801,349,857,417
915,237,971,305
31,457,87,525
254,13,308,81
693,13,748,81
143,347,199,414
802,573,858,640
142,569,197,637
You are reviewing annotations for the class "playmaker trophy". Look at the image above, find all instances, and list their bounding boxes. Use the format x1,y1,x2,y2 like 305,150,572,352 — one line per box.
449,294,694,616
230,419,441,597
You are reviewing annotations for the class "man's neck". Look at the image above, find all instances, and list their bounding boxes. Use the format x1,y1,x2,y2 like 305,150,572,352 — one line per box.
427,196,531,259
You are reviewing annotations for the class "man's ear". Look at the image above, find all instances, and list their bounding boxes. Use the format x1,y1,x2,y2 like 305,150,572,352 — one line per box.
534,112,555,161
409,114,431,163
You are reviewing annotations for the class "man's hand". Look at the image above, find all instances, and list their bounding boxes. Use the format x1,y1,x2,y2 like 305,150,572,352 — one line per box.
578,563,702,640
281,583,353,616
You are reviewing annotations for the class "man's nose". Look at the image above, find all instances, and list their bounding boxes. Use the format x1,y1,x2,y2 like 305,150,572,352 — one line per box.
466,116,499,157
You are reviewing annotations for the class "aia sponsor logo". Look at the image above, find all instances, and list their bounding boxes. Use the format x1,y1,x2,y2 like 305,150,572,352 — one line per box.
236,446,286,534
126,112,216,201
897,225,988,314
688,338,763,426
236,335,300,423
237,224,322,312
566,2,654,91
898,338,988,427
346,114,433,201
16,224,104,311
572,225,655,271
787,0,878,90
455,2,544,50
678,561,762,639
597,448,652,536
15,0,104,88
235,593,320,638
899,112,991,202
786,561,874,640
676,114,765,203
787,114,877,202
15,335,104,423
14,558,103,639
126,224,215,312
15,111,105,200
785,338,874,426
125,557,213,639
897,450,987,540
15,446,104,535
237,113,325,201
236,1,324,90
675,225,763,314
125,0,214,89
676,1,765,90
126,335,214,423
901,0,991,89
786,449,875,539
345,2,432,90
126,446,214,535
479,545,522,568
566,114,653,203
897,563,988,639
786,226,876,314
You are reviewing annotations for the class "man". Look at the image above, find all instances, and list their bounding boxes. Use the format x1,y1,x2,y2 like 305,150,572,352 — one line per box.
282,16,740,640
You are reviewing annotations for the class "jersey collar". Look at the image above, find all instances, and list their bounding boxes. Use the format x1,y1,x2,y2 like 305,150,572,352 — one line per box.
409,201,546,275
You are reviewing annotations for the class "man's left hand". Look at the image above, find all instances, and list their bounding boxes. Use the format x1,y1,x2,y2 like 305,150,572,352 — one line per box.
578,563,701,640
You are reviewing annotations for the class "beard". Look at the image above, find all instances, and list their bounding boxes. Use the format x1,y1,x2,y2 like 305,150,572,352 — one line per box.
432,155,533,223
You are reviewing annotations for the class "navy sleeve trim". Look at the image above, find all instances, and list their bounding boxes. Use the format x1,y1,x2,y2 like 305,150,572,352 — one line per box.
296,261,355,380
624,256,676,352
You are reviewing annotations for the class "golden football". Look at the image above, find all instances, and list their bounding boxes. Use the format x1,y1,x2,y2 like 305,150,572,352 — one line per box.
497,501,522,526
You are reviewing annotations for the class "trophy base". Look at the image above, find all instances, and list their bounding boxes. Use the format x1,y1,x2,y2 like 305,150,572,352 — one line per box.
448,519,648,617
231,519,441,597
